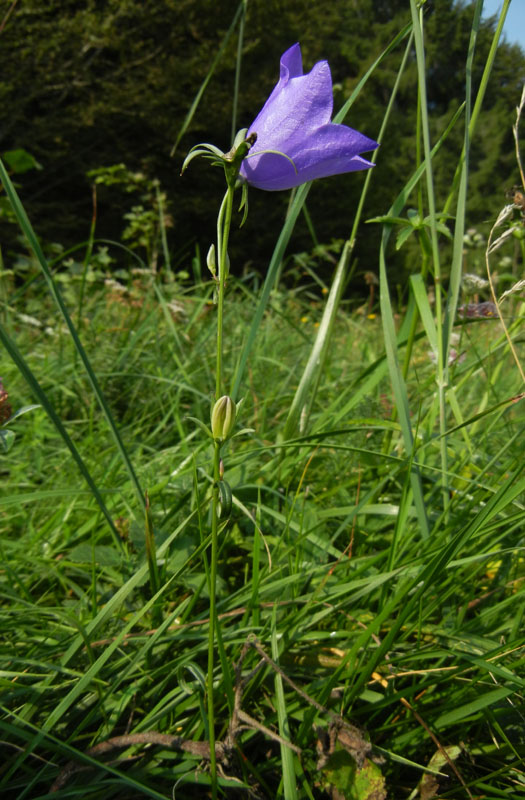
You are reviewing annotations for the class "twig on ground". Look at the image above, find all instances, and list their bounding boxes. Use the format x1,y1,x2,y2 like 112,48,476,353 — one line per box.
50,732,228,793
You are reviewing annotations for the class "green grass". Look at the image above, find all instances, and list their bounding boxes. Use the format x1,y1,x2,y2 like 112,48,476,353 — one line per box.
1,259,524,798
1,1,525,797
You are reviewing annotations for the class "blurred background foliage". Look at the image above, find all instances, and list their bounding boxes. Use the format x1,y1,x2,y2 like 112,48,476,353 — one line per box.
1,0,525,293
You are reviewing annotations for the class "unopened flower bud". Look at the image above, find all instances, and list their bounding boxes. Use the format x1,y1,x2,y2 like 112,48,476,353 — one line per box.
206,244,216,278
211,395,236,441
207,244,230,279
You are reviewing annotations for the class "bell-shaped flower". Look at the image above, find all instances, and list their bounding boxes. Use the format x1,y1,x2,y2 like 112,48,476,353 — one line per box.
239,43,378,192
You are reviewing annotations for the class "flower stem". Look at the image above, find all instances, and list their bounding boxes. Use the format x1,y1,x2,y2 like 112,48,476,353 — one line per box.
215,185,234,398
207,181,234,797
207,442,220,795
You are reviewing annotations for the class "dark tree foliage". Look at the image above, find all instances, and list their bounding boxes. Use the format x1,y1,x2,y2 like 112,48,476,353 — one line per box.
1,0,524,288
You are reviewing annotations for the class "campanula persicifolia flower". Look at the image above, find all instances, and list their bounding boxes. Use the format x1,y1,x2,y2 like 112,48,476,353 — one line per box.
239,43,378,191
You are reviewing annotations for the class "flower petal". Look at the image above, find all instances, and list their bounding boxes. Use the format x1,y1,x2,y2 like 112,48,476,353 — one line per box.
279,42,303,81
255,43,303,112
242,123,378,191
246,53,333,151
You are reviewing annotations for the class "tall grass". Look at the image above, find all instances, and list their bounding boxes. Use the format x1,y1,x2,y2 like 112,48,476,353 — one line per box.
1,2,524,798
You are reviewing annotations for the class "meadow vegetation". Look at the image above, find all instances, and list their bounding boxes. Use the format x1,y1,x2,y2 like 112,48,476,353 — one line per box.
1,1,525,798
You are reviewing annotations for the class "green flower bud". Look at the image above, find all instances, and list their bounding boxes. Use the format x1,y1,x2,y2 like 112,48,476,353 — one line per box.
206,244,216,278
211,396,236,442
207,243,230,279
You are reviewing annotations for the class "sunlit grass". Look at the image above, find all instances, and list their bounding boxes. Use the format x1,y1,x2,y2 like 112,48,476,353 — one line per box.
1,258,524,798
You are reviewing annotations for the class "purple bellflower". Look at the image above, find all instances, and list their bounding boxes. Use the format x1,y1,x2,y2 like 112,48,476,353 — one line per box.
239,43,378,192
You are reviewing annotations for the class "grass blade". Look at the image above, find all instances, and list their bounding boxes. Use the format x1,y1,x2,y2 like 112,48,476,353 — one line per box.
0,157,146,514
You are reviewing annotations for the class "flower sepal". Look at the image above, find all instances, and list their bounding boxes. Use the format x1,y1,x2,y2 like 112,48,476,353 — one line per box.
222,129,257,187
180,142,226,175
181,130,258,188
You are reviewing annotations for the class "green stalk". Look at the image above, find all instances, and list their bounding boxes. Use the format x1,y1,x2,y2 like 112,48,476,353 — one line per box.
207,180,235,798
398,73,427,381
216,185,234,399
410,0,448,513
76,183,97,336
207,441,220,796
402,232,431,381
443,0,510,217
144,491,161,628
